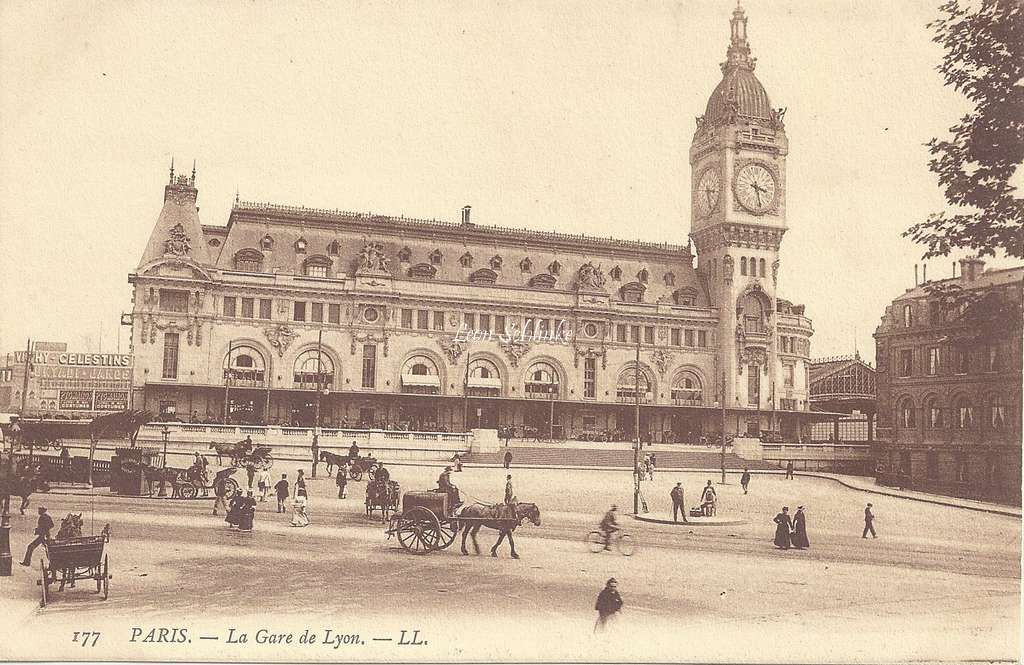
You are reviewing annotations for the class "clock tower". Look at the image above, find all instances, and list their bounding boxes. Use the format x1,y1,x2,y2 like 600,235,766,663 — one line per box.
689,2,789,414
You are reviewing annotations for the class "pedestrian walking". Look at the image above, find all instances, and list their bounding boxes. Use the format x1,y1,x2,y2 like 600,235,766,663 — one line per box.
785,461,794,480
256,468,271,502
290,494,309,527
792,506,809,549
862,503,877,538
503,448,513,469
19,507,54,567
504,475,514,504
594,578,623,633
740,468,751,494
237,491,257,532
336,467,348,499
274,474,290,513
670,482,687,523
773,506,793,549
311,434,320,478
245,462,256,489
212,477,229,515
226,489,244,529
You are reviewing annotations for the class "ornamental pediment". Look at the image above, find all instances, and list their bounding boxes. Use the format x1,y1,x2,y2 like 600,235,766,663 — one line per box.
137,257,213,282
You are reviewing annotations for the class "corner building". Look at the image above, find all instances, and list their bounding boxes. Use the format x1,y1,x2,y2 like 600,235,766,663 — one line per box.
128,6,815,441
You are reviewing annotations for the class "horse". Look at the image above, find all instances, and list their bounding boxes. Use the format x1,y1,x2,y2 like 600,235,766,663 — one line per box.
208,442,241,466
458,501,541,559
365,479,400,522
319,450,348,477
0,466,42,515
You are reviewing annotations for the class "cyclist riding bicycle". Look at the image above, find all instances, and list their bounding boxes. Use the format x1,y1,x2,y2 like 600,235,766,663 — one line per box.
598,504,620,550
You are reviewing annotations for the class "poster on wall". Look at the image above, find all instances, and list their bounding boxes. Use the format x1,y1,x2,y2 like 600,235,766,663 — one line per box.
94,390,129,411
58,389,94,410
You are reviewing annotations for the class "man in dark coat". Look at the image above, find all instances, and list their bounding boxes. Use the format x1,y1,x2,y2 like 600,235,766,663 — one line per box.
274,474,290,513
862,503,877,538
740,468,751,494
503,448,513,469
336,467,348,499
773,506,793,549
237,491,257,531
785,461,794,480
437,466,459,506
20,506,54,566
504,475,514,504
670,483,687,523
348,440,360,461
226,489,245,529
792,506,809,549
374,463,390,483
594,578,623,632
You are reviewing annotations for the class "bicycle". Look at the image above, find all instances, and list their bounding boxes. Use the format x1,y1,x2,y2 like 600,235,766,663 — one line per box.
585,530,636,556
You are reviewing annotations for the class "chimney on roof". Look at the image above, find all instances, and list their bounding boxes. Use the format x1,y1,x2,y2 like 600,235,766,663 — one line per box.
914,264,919,286
922,263,927,283
959,256,985,282
461,205,472,225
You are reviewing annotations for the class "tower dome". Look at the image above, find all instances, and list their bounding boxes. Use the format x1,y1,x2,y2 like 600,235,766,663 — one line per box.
701,3,775,127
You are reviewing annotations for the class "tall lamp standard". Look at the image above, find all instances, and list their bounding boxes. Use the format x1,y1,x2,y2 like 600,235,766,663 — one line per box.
720,371,727,484
158,425,171,498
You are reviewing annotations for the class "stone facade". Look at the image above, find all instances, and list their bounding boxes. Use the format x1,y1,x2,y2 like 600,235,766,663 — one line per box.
127,6,814,442
874,259,1023,504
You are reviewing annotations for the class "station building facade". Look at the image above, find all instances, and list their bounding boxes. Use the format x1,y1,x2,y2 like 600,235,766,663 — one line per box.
128,5,816,442
874,259,1022,503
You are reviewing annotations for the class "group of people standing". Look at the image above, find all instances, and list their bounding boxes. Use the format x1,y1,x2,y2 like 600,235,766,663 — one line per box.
772,506,810,550
213,468,311,531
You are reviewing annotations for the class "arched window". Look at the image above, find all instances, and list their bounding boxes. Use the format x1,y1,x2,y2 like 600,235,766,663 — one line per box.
234,248,264,273
490,255,503,270
620,282,646,303
759,258,766,277
429,249,443,265
467,358,502,396
525,362,560,399
303,256,331,278
671,371,703,405
616,367,652,404
260,234,274,251
988,395,1007,430
224,345,267,386
903,304,913,327
953,397,974,429
548,260,562,275
398,246,412,262
664,271,676,286
740,257,748,276
294,237,307,253
897,397,916,429
609,266,622,281
738,293,766,333
519,256,532,272
459,252,473,268
327,240,341,256
925,396,944,429
637,268,649,284
293,349,335,389
401,355,441,394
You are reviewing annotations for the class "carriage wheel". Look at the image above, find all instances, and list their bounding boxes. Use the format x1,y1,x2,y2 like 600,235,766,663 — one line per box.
223,478,239,496
585,530,606,553
395,506,440,555
39,562,49,607
178,483,198,499
434,519,458,550
350,468,363,481
101,555,109,600
616,533,636,557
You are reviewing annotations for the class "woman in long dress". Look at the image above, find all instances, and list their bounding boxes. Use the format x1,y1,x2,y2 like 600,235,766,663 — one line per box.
237,491,257,532
290,493,309,527
773,506,792,549
791,506,809,549
225,489,244,528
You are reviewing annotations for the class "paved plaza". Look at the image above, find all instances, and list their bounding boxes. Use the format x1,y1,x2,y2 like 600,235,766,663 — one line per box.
0,462,1019,661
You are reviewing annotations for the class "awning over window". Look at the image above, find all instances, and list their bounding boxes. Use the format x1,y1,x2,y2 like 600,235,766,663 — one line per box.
467,377,503,389
401,374,441,387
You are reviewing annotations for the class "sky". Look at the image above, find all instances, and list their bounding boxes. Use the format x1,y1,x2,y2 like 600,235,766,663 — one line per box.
0,0,1017,364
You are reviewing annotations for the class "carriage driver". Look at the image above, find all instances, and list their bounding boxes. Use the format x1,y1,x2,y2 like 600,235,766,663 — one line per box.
437,466,460,507
598,505,619,551
374,462,390,483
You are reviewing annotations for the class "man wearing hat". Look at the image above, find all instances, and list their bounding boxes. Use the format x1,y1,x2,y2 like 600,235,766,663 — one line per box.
504,474,514,504
437,466,459,507
598,505,620,550
862,503,877,538
594,578,623,632
20,506,53,567
670,482,687,523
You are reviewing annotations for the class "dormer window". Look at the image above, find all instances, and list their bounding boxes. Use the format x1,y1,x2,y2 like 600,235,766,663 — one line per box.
234,248,264,273
294,237,307,253
327,240,340,256
548,260,562,275
664,272,676,286
610,266,622,281
637,268,649,284
490,255,503,270
430,249,443,265
520,257,532,273
460,252,473,268
260,234,274,251
303,255,331,278
398,246,412,262
620,282,646,303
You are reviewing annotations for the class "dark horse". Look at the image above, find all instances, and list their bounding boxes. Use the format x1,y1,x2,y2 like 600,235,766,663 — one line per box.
459,502,541,559
365,479,400,522
319,450,347,477
0,465,43,515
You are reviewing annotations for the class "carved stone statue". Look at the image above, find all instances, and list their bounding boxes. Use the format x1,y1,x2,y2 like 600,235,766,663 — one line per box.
499,338,531,368
264,325,299,358
771,259,780,285
357,242,390,273
164,223,191,256
438,336,466,365
723,255,734,281
576,262,606,291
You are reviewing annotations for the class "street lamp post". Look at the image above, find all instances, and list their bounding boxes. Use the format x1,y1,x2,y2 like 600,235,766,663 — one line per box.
721,371,727,484
158,425,170,498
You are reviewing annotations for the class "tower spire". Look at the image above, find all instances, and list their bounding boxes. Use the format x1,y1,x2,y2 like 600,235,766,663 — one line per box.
190,160,196,186
722,1,756,72
169,157,175,183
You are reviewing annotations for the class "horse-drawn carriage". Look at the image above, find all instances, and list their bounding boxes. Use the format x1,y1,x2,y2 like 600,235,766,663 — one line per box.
208,440,274,470
37,515,111,607
386,490,541,558
318,451,378,481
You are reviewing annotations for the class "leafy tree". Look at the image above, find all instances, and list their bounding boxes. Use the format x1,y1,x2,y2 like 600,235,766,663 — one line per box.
903,0,1024,259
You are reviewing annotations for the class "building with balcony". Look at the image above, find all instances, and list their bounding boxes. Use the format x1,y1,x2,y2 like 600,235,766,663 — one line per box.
874,259,1022,503
127,5,820,444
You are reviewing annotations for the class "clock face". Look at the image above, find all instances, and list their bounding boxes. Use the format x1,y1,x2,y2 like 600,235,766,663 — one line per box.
695,168,721,218
734,163,777,214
